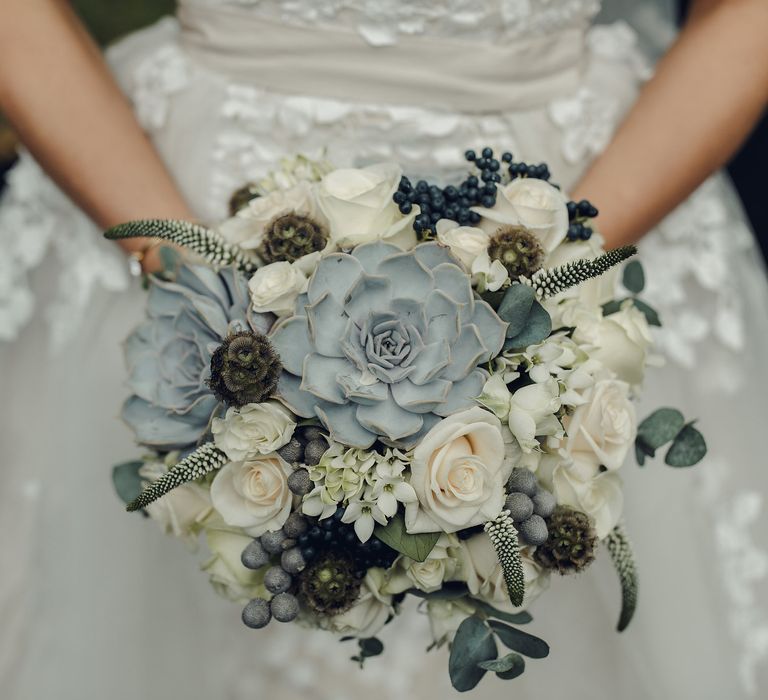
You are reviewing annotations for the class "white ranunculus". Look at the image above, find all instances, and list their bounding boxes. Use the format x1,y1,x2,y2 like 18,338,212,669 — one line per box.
566,380,636,470
140,457,213,545
550,452,624,538
473,178,569,253
426,597,478,648
202,527,268,603
384,534,462,595
218,181,323,251
248,260,309,315
572,303,653,385
317,163,417,249
405,407,512,534
435,221,490,269
212,402,296,462
322,568,394,638
210,454,294,537
460,534,550,613
507,379,563,453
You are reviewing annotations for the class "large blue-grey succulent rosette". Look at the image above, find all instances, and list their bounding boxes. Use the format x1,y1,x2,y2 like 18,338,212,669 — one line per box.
269,242,507,448
122,264,272,450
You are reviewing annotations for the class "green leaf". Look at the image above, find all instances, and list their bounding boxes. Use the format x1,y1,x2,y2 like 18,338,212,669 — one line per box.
112,461,145,506
631,298,662,327
479,653,526,680
449,617,498,692
488,620,549,659
504,300,552,351
359,637,384,657
498,284,535,337
602,299,623,316
665,424,707,467
473,600,533,625
374,512,440,563
408,582,469,600
636,408,685,451
634,440,652,466
623,260,645,294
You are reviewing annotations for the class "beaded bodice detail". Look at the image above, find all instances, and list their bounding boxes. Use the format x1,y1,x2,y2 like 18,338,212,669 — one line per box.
185,0,601,45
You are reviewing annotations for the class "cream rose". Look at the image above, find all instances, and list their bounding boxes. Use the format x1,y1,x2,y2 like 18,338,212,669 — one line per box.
565,380,636,470
140,457,213,544
548,452,624,538
572,303,653,385
210,454,294,537
473,178,569,253
322,568,394,638
460,533,550,613
405,407,511,534
248,260,309,315
218,181,323,251
317,163,417,249
435,221,490,269
202,527,267,603
426,597,478,648
385,534,462,594
212,402,296,462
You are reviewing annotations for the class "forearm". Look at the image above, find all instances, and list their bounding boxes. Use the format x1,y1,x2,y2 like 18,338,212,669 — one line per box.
0,0,193,263
571,0,768,248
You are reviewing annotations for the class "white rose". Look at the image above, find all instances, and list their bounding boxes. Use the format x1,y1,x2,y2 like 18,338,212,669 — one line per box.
218,181,323,251
549,452,624,538
322,568,394,638
248,260,309,315
405,407,512,534
460,534,550,613
202,527,267,603
426,597,477,648
473,178,569,253
572,303,653,385
435,221,490,269
210,454,294,537
507,379,563,453
212,402,296,462
565,380,636,470
384,534,462,594
140,457,213,544
317,163,417,249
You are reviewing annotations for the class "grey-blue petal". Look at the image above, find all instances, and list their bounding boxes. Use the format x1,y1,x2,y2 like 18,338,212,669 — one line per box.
440,324,487,382
396,413,442,449
408,339,451,385
368,363,415,384
276,372,317,418
391,377,451,414
351,241,401,273
468,299,507,360
424,289,461,345
300,354,354,404
343,274,392,327
356,400,424,442
269,316,311,375
316,403,377,449
307,253,363,306
122,395,216,449
306,292,348,357
433,369,487,417
374,251,435,301
337,374,388,406
413,241,461,270
389,297,427,337
432,263,474,309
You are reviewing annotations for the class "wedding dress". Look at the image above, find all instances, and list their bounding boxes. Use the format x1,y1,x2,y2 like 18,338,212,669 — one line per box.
2,1,767,699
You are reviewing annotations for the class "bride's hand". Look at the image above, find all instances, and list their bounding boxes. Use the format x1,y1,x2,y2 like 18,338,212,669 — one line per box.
118,239,184,275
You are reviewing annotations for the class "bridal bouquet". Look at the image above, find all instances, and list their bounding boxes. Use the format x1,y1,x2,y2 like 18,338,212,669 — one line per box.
110,148,706,691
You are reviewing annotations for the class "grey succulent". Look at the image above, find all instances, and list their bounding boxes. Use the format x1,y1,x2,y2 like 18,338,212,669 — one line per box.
122,264,272,450
269,242,507,448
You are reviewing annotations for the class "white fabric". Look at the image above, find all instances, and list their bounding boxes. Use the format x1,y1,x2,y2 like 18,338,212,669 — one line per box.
1,1,767,698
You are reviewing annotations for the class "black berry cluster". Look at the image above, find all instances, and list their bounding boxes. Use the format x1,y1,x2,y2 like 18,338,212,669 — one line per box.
566,199,599,241
297,508,398,578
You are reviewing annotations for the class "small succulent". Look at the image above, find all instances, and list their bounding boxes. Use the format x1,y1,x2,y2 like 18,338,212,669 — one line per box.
208,330,281,408
269,242,507,448
262,213,328,264
534,506,598,575
121,264,272,451
488,225,545,279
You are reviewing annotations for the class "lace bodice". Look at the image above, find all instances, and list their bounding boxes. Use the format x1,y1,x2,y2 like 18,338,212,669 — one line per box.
185,0,601,45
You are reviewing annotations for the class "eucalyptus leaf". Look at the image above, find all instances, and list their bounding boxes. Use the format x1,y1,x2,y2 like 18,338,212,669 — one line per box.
408,582,469,600
503,301,552,351
602,299,623,316
449,617,498,692
665,424,707,467
497,284,535,337
473,600,533,625
112,461,145,506
488,620,550,659
631,298,662,327
623,260,645,294
634,440,652,467
636,408,685,450
374,512,440,563
479,653,526,680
